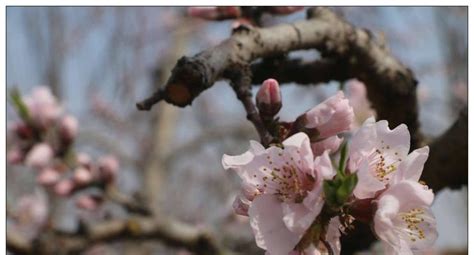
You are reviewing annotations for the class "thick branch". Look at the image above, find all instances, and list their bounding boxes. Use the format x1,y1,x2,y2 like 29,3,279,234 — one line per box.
421,107,468,192
137,7,421,147
8,216,232,255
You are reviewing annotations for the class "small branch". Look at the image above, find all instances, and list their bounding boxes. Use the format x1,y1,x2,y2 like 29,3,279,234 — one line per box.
226,66,273,146
136,90,165,111
105,185,152,216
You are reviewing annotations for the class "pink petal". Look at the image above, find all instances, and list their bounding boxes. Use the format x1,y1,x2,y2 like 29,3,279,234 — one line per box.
313,150,336,181
353,159,386,199
393,146,429,184
37,167,60,186
249,195,302,255
304,91,354,139
325,217,342,254
311,135,343,156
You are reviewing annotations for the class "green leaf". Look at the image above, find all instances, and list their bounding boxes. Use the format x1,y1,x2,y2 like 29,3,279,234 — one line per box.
336,173,358,205
10,88,30,121
337,141,348,177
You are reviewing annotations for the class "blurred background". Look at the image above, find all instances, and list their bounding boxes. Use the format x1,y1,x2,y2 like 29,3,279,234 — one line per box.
6,6,467,254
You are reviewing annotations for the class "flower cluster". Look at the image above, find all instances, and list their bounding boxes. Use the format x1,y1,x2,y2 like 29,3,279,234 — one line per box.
222,79,437,254
7,86,119,210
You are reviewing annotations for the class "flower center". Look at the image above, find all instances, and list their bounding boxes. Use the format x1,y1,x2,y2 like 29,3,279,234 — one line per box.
399,208,426,242
369,141,403,183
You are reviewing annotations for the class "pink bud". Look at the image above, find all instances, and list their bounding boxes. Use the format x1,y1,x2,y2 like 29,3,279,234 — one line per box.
269,6,305,15
37,167,60,186
76,195,101,210
256,78,282,117
60,115,78,142
25,143,54,168
54,179,74,196
232,195,250,216
7,147,24,164
73,167,93,185
76,152,91,167
187,7,240,20
98,155,119,183
23,86,62,127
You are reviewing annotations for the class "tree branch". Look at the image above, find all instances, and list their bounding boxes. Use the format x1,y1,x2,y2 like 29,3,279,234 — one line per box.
137,7,422,148
7,216,234,255
421,106,468,192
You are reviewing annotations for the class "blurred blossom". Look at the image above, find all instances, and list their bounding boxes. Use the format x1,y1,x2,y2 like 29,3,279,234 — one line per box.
13,190,48,239
60,115,78,141
346,79,376,128
453,81,467,105
23,86,62,127
98,155,119,182
74,167,93,185
187,7,241,20
25,143,54,168
268,6,305,15
77,152,92,167
7,147,24,164
37,167,61,186
11,121,33,139
76,195,100,211
54,179,74,196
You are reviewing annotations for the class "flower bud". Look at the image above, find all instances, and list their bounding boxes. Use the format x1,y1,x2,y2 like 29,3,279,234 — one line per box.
73,167,93,185
25,143,54,169
37,167,60,186
256,78,282,117
98,155,119,183
59,115,78,142
12,122,33,139
268,7,305,15
54,179,74,196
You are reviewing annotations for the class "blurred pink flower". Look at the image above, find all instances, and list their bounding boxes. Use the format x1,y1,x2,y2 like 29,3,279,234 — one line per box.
54,179,74,196
256,78,282,117
98,155,119,182
187,7,241,20
76,195,100,211
223,133,335,255
15,191,48,227
269,6,305,15
76,152,91,167
23,86,62,127
25,143,54,169
453,81,467,104
374,180,437,254
7,147,24,164
346,80,376,128
37,167,60,186
60,115,78,141
348,117,429,199
73,167,93,185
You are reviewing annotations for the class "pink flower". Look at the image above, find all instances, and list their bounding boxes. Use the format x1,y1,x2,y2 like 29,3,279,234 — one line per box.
374,180,437,254
15,191,48,229
60,115,78,141
187,7,241,20
73,167,93,185
98,155,119,182
304,91,354,139
25,143,54,168
7,147,24,164
256,78,282,117
37,167,60,186
348,117,429,199
76,195,100,211
54,179,74,196
23,86,62,127
223,133,334,255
